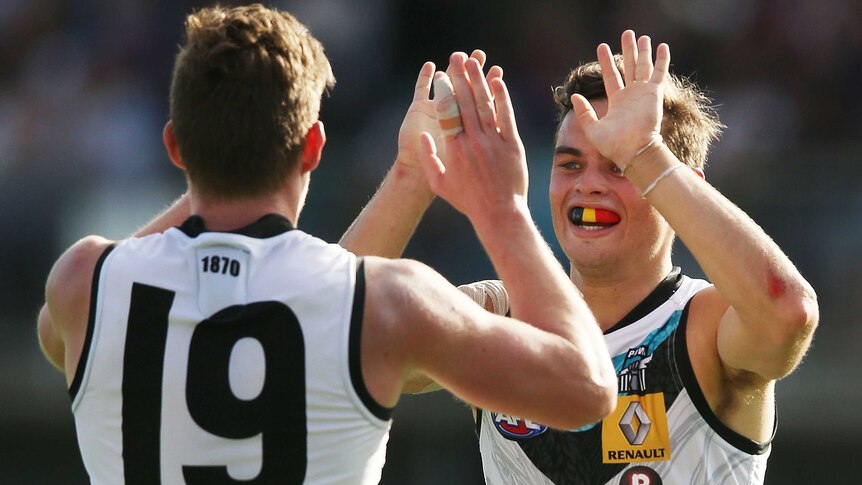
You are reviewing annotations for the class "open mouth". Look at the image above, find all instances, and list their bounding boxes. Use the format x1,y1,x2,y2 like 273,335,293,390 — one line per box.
569,207,621,231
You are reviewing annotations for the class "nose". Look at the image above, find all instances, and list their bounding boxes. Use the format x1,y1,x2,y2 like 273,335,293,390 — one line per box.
575,164,609,195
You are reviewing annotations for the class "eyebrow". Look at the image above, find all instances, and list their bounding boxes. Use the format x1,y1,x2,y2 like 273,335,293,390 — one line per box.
554,146,583,157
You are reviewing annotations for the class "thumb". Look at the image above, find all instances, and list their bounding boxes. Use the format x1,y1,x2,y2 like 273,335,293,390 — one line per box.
570,94,599,130
419,132,445,193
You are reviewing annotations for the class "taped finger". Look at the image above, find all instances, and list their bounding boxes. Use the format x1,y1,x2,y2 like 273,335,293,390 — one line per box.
434,72,463,136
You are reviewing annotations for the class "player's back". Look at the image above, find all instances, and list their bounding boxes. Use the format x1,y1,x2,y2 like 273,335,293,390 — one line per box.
70,214,392,484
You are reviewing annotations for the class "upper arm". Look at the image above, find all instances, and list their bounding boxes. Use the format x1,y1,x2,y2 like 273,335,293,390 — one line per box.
364,258,610,429
39,236,113,382
37,305,65,372
400,280,508,394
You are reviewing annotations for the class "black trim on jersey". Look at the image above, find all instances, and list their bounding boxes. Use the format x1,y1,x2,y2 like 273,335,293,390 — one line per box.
673,300,775,455
604,267,682,334
348,258,394,421
475,407,483,438
69,243,117,400
178,214,295,239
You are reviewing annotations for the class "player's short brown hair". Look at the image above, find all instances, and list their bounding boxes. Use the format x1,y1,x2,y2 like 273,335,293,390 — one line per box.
553,55,722,169
170,4,334,198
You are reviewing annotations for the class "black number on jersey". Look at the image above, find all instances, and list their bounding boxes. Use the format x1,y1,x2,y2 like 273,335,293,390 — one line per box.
122,282,307,484
201,255,241,276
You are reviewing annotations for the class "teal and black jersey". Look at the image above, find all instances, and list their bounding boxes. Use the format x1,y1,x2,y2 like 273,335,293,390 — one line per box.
471,269,773,485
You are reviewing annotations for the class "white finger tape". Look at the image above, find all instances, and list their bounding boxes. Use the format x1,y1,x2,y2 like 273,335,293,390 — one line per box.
434,73,462,136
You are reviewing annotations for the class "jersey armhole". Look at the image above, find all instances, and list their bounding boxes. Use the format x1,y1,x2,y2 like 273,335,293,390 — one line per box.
348,257,394,422
69,243,117,403
674,299,776,455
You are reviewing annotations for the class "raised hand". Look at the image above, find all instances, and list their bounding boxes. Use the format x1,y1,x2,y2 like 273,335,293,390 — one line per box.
570,30,670,171
397,51,502,170
418,52,527,221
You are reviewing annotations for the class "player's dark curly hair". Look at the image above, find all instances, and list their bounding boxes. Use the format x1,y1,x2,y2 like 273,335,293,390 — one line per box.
553,55,722,169
170,4,335,198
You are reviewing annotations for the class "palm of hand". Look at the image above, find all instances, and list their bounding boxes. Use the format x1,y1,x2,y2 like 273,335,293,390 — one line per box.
441,133,528,216
398,99,443,168
584,82,664,166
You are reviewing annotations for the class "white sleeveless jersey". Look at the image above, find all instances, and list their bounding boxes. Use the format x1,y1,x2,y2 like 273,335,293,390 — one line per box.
70,215,392,485
471,269,773,485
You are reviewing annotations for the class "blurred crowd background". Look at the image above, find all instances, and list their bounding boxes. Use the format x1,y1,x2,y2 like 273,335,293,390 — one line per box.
2,0,860,483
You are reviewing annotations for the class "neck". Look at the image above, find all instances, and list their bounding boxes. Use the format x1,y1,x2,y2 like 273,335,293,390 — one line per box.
570,257,674,331
189,184,302,232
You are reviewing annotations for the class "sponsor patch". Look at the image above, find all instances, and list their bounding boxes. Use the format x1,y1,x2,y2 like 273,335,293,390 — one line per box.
602,393,670,464
619,466,663,485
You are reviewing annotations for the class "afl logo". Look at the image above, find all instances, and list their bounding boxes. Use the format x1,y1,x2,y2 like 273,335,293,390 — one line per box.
619,466,662,485
491,412,548,439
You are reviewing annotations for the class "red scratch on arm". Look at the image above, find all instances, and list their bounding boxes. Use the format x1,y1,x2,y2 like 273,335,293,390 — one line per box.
767,270,786,299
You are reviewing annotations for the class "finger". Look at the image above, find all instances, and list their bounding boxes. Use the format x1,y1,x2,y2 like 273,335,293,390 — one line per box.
413,61,435,102
636,35,654,82
448,52,482,135
621,30,637,85
466,57,497,134
444,51,468,79
490,77,520,142
433,72,463,137
487,65,503,85
487,65,504,114
597,43,623,97
469,49,487,70
419,132,446,192
651,43,671,84
570,94,599,131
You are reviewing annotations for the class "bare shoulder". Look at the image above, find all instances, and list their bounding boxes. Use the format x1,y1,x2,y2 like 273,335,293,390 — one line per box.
687,286,764,381
363,255,442,283
358,256,480,404
361,256,493,361
688,285,769,382
362,256,476,331
687,286,727,337
686,286,730,384
44,236,115,364
47,236,115,313
687,286,774,442
363,256,464,309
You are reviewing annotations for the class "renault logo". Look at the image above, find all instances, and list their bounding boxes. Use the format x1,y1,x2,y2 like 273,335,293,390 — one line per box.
619,401,651,445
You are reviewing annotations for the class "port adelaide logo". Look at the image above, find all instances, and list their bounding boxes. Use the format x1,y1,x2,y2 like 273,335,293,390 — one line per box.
618,345,652,393
491,412,548,439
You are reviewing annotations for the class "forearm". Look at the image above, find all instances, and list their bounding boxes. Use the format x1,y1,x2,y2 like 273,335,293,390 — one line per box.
339,162,434,257
628,144,818,328
132,192,191,237
471,199,606,351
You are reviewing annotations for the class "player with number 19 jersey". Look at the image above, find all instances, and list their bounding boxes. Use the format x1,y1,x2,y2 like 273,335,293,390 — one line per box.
70,214,392,484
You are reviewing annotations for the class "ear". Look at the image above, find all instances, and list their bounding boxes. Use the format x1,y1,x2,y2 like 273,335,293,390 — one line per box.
300,120,325,174
692,167,705,180
163,120,185,170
